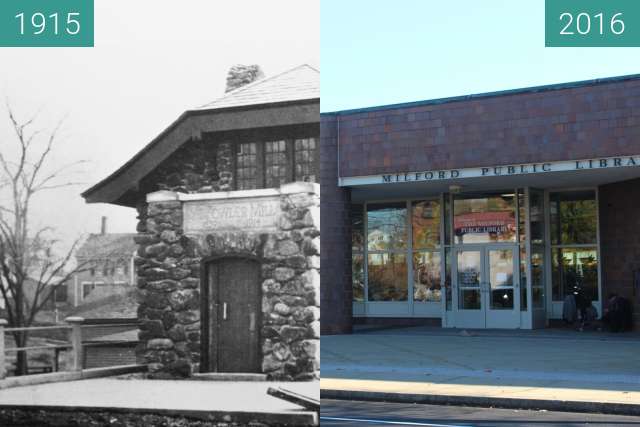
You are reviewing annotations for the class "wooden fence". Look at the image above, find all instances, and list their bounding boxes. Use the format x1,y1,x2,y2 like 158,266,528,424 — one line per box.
0,317,139,379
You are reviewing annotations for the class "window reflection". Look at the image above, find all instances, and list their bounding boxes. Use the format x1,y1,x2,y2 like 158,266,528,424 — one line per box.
351,205,364,252
552,248,598,302
550,191,597,245
367,203,407,251
352,254,364,302
412,200,441,249
413,251,441,302
489,249,514,310
550,190,598,303
367,253,407,301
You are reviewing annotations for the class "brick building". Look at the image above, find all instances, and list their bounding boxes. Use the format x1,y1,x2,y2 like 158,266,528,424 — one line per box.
82,65,320,379
321,74,640,334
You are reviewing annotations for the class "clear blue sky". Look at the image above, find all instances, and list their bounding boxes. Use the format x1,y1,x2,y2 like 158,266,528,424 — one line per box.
321,0,640,112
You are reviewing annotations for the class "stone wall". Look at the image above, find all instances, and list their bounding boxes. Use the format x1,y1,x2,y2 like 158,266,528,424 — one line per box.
134,183,319,380
140,139,234,194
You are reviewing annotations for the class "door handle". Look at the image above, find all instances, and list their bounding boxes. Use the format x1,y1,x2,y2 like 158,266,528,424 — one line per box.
223,302,228,320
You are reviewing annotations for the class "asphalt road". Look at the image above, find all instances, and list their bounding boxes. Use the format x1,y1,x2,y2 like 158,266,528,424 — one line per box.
320,399,640,426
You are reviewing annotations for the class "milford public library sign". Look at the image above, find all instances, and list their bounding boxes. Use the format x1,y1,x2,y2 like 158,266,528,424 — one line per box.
338,154,640,186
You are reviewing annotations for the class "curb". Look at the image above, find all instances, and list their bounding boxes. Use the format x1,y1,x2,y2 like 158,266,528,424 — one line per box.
321,389,640,417
0,404,318,426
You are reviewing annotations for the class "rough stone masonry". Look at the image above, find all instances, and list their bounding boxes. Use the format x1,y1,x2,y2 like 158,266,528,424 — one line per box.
134,182,320,380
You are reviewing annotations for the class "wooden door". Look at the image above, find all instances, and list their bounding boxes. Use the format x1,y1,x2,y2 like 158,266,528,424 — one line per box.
206,258,261,373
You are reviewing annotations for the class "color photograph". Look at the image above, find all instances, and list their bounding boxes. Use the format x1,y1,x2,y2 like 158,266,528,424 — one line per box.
320,1,640,425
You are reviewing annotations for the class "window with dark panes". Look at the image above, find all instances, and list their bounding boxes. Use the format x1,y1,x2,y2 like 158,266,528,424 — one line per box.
265,140,287,187
294,138,317,182
54,284,68,302
236,142,258,190
83,283,95,299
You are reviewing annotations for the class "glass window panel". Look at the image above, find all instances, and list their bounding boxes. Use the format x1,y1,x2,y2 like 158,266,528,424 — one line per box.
351,204,364,252
518,189,526,244
532,246,545,308
367,203,407,251
443,193,451,245
550,191,597,245
294,137,318,183
530,190,545,245
412,200,441,249
520,246,527,311
453,192,516,244
445,247,452,310
552,247,598,302
236,142,257,190
491,289,514,310
367,253,407,301
265,140,288,187
413,251,441,302
489,249,514,310
457,251,481,288
489,249,514,288
460,289,481,309
532,287,544,308
352,254,365,302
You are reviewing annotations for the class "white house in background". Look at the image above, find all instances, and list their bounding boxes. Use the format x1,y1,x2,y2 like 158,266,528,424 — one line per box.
70,217,137,307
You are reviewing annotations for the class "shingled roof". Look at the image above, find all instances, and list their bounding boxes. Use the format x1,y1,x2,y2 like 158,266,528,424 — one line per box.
76,233,137,260
82,64,320,207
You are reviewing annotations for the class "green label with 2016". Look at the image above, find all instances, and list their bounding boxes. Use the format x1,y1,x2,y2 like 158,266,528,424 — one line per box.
545,0,640,47
0,0,93,47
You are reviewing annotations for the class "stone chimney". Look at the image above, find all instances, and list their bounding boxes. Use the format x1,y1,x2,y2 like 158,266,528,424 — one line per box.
101,216,107,235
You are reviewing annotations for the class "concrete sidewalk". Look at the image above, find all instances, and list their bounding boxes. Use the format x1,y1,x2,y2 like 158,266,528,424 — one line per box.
321,326,640,415
0,378,319,425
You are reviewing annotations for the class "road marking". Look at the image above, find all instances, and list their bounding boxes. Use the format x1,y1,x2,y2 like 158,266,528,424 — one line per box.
319,416,471,426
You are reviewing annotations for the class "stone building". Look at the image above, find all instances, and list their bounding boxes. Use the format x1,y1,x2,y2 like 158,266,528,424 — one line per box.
322,74,640,334
82,65,320,380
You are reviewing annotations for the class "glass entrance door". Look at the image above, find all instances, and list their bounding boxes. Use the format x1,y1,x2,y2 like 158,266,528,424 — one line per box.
454,245,520,329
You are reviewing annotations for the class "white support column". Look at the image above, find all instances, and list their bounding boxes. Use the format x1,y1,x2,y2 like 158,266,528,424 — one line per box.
65,316,84,371
0,319,7,379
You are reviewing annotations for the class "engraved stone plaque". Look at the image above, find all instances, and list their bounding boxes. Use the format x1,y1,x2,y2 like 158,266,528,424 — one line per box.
183,196,281,234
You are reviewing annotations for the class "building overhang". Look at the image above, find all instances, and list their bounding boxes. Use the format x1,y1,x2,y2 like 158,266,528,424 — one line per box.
82,99,319,208
344,154,640,202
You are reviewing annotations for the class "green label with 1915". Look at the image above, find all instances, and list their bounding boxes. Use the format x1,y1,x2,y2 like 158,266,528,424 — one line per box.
0,0,93,47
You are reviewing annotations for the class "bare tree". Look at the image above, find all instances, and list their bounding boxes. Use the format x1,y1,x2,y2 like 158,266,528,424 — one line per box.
0,101,86,375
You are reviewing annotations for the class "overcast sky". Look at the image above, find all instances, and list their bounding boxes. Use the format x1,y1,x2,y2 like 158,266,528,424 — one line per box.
0,0,319,252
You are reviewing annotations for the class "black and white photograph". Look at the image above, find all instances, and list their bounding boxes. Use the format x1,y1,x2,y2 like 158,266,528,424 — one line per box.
0,1,319,425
